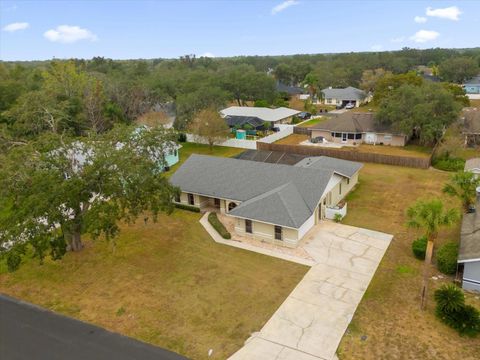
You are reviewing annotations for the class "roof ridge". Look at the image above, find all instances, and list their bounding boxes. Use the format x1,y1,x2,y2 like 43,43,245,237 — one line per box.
277,182,304,226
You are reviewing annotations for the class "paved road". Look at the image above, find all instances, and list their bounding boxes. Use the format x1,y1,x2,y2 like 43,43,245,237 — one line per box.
228,222,393,360
0,294,188,360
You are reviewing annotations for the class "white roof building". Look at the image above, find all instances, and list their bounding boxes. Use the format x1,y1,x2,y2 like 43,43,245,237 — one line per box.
220,106,300,123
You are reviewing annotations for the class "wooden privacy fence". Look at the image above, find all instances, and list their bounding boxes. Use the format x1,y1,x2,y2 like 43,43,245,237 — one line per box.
293,127,311,135
257,142,432,169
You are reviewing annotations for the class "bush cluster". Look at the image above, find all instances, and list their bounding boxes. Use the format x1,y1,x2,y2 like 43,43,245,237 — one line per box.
435,284,480,337
174,203,200,212
432,156,465,172
208,212,231,239
436,242,458,275
412,236,427,260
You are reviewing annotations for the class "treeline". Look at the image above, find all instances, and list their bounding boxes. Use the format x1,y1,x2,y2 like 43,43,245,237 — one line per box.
1,47,479,148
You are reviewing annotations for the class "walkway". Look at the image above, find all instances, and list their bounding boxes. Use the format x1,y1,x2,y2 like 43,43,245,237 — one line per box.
199,215,392,360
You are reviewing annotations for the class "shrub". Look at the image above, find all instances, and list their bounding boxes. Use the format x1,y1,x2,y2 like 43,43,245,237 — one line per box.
412,236,427,260
254,99,269,108
432,156,465,172
178,133,187,142
208,212,231,239
174,203,200,212
435,284,480,337
436,242,459,275
333,213,343,223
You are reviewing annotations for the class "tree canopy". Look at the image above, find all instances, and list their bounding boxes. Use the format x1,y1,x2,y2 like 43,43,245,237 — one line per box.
0,125,179,271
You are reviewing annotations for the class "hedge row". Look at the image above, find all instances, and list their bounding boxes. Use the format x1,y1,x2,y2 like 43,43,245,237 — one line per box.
174,203,200,212
208,212,231,239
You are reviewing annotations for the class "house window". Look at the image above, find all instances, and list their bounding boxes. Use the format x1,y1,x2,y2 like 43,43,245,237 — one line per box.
339,183,342,195
384,135,392,141
214,198,220,208
274,226,283,241
188,193,194,205
347,178,350,185
347,133,355,140
245,219,252,234
334,132,342,138
228,202,237,212
355,133,362,140
174,193,180,202
326,98,332,104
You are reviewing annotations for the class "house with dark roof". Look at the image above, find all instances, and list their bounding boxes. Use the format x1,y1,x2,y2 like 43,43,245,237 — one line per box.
321,86,369,108
458,197,480,292
275,81,306,96
170,154,362,247
309,112,408,147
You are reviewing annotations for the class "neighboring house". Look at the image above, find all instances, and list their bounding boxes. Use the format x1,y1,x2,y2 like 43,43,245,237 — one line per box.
463,75,480,95
276,81,306,98
221,106,301,126
170,154,362,247
309,112,408,146
321,86,369,108
462,108,480,146
465,158,480,177
458,197,480,292
225,116,265,130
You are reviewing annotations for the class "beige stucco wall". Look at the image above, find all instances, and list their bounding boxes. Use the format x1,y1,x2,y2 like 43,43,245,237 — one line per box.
234,218,299,247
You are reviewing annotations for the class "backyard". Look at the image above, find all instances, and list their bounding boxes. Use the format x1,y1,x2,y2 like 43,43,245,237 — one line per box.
338,163,480,359
0,209,308,360
275,134,432,158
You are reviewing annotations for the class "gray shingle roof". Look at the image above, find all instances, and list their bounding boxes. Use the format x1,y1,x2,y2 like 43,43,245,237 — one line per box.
295,156,363,178
309,112,403,135
459,199,480,262
321,86,367,101
170,154,349,228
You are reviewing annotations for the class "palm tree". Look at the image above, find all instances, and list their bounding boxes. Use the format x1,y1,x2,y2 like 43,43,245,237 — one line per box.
434,284,465,313
406,199,459,309
443,171,480,212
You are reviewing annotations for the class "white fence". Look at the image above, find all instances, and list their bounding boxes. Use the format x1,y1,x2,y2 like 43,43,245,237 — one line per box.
186,125,293,150
186,134,257,149
325,203,347,220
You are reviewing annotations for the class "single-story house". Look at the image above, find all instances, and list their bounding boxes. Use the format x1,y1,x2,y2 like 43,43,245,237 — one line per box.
309,112,408,147
220,106,301,126
321,86,369,108
458,197,480,292
462,108,480,146
465,158,480,177
463,75,480,95
170,154,362,247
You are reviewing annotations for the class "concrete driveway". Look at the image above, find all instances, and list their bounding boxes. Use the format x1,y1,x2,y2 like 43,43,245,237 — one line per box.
229,222,392,360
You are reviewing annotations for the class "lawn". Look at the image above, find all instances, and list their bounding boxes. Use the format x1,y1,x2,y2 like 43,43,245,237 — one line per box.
296,117,327,128
0,210,308,360
337,163,480,359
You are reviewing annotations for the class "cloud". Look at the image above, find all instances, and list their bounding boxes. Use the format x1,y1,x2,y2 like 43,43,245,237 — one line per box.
426,6,461,21
272,0,299,15
44,25,97,44
200,52,215,58
3,22,29,32
371,44,383,51
390,36,405,43
410,30,439,43
414,16,427,24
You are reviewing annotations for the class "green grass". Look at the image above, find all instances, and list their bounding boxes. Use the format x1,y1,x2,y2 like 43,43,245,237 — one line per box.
297,117,327,128
0,210,307,360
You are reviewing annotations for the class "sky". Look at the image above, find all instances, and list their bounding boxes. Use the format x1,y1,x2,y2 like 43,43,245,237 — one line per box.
0,0,479,61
